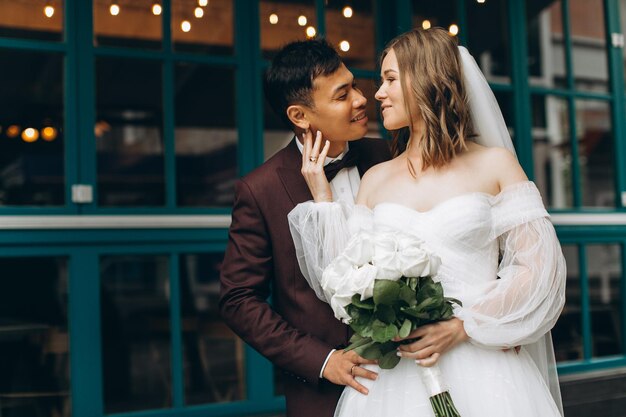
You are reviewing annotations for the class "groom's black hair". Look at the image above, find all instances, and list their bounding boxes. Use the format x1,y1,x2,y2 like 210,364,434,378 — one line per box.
264,38,343,129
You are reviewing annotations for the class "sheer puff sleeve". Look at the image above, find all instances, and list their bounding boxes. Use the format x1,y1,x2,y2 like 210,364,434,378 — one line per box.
455,181,566,348
288,201,373,303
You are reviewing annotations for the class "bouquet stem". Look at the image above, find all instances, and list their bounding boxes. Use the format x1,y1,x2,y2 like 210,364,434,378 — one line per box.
416,363,461,417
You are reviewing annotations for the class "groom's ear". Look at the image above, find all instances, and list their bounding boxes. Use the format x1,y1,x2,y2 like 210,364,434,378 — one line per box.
286,104,310,130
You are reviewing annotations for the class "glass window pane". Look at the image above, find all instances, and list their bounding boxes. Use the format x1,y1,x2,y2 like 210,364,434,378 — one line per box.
467,0,511,83
412,0,457,33
622,0,626,94
96,57,165,207
175,64,237,207
0,1,63,42
357,77,382,139
569,0,609,92
494,90,515,140
93,0,162,49
101,255,170,413
526,0,567,89
532,95,573,209
172,0,234,55
262,91,292,161
576,100,614,208
0,257,70,417
260,0,316,61
326,0,377,70
0,50,65,206
553,245,583,362
179,253,246,404
586,244,623,358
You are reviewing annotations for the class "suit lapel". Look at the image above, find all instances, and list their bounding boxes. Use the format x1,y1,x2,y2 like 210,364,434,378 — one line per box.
277,138,313,206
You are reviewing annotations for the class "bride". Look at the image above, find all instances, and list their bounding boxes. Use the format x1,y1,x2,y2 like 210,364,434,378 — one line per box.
288,28,566,416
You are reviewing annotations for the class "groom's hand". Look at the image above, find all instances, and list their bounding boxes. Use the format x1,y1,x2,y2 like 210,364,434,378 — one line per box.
322,349,378,395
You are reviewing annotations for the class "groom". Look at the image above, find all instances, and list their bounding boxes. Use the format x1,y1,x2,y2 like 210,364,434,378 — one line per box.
219,38,390,417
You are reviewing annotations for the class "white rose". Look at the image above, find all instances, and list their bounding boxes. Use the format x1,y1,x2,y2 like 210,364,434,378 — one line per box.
372,233,403,280
342,231,375,266
396,234,441,277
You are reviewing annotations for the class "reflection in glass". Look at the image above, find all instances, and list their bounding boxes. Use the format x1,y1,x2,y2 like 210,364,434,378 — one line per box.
411,0,457,34
0,0,63,41
94,0,162,49
179,253,246,404
553,245,582,361
586,244,623,358
101,255,170,413
261,0,316,60
326,0,376,70
526,0,566,88
0,50,65,206
531,95,573,209
576,100,614,208
96,57,165,206
0,257,70,417
172,0,234,55
569,0,609,92
262,73,293,161
467,0,511,82
175,64,237,207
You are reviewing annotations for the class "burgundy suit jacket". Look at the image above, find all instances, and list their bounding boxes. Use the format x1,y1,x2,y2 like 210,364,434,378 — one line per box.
219,137,391,417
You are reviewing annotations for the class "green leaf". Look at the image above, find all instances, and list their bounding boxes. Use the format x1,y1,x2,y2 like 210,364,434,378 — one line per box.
360,343,382,360
400,306,430,320
378,349,401,369
398,284,417,306
351,294,375,310
345,335,373,352
373,280,401,305
399,319,412,338
375,304,397,323
371,320,398,342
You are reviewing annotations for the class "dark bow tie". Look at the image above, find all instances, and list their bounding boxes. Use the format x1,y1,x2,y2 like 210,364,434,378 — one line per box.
324,147,360,182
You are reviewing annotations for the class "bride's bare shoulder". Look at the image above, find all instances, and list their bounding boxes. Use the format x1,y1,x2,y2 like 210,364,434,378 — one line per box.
464,141,527,188
357,158,400,205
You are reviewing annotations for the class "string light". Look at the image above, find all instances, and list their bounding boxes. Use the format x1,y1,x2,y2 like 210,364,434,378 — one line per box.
6,125,20,138
342,6,353,18
194,6,204,18
44,4,55,18
298,15,307,26
21,128,39,143
449,24,459,36
42,127,58,142
152,2,162,15
306,26,316,38
269,13,278,24
198,0,208,6
477,0,486,3
181,20,191,32
339,40,350,52
109,2,120,16
422,19,431,30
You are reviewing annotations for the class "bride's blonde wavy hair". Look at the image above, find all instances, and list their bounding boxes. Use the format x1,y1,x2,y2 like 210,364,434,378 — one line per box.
382,28,475,171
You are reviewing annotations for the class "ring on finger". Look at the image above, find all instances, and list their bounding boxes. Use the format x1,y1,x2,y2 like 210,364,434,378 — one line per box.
309,156,318,163
350,364,358,376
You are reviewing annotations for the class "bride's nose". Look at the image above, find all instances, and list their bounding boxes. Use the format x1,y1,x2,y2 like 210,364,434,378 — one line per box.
375,85,386,101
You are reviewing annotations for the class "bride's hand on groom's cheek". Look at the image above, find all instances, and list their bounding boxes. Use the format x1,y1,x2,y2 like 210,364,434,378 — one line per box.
322,349,378,395
395,318,469,367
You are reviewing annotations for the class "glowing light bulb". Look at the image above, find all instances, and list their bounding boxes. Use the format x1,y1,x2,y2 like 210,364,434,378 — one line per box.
449,24,459,36
342,6,353,18
194,6,204,18
339,40,350,52
152,3,162,15
44,5,55,18
269,13,278,24
422,19,431,30
42,127,58,142
181,20,191,32
110,3,120,16
306,26,316,38
477,0,486,3
22,128,39,143
6,125,20,138
198,0,208,6
298,15,307,26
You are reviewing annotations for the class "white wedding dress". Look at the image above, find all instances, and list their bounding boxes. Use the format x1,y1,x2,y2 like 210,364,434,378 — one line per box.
289,181,566,417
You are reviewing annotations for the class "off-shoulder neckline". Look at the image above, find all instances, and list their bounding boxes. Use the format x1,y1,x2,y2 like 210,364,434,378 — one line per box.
367,180,537,215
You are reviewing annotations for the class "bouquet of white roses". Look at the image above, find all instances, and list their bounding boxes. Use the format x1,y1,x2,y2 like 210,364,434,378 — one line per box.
321,230,462,417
